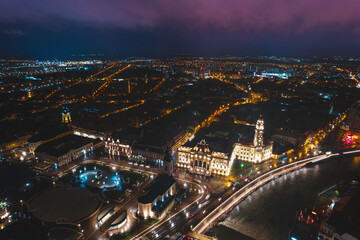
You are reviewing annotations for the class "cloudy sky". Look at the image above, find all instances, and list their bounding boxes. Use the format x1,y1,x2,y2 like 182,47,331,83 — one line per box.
1,0,360,58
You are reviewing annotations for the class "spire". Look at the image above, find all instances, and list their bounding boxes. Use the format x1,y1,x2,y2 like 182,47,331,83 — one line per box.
254,116,264,148
61,103,72,124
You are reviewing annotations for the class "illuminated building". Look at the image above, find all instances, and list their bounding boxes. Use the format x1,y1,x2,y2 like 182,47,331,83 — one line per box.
72,126,106,140
0,201,8,220
0,200,10,230
0,134,31,152
137,174,176,220
177,140,229,176
61,105,72,123
176,117,273,176
105,129,187,165
105,138,132,159
233,117,273,163
35,134,102,166
97,206,114,226
138,152,176,220
128,80,131,94
108,211,127,232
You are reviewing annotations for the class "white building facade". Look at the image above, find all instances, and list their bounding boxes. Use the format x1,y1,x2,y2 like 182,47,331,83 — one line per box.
177,140,230,176
176,117,273,176
233,118,273,163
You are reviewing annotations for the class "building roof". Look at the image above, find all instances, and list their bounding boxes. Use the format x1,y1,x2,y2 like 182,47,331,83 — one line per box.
272,131,303,139
28,125,70,143
35,134,95,157
138,174,176,204
325,190,360,239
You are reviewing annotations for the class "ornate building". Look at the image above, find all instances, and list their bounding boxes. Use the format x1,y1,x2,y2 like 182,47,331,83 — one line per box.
233,117,273,163
176,117,273,176
177,140,230,176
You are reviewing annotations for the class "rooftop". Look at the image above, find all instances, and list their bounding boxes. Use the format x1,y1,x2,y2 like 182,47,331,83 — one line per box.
28,125,70,143
35,134,97,157
138,174,176,204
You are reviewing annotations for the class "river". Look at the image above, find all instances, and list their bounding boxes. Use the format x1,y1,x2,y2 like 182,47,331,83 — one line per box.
208,155,360,240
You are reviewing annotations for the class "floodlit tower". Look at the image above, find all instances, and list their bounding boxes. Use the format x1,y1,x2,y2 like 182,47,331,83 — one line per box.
27,89,32,98
254,116,264,148
128,80,131,94
61,105,72,123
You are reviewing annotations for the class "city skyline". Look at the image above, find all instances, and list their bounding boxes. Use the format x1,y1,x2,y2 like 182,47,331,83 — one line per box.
1,1,360,239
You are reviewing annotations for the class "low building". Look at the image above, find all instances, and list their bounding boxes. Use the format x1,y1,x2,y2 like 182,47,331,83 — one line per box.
138,152,175,220
347,106,360,132
132,144,165,165
0,134,31,153
33,162,53,173
318,191,360,240
137,174,176,220
109,210,127,232
35,134,102,167
271,131,304,146
0,201,8,220
72,125,106,140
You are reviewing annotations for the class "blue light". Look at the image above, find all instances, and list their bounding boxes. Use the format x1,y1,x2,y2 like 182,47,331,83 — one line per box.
25,183,30,187
291,237,298,240
54,163,58,170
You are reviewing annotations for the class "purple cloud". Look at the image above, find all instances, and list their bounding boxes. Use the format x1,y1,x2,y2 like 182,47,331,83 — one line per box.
0,0,359,35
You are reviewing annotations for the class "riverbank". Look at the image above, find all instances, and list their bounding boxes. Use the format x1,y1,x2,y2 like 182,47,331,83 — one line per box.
208,155,360,240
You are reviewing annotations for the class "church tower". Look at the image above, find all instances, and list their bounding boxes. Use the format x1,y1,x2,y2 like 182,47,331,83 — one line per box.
254,116,264,149
61,104,72,124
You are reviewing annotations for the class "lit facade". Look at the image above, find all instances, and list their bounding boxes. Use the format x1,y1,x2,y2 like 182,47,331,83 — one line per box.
61,105,71,123
233,118,273,163
137,174,176,220
105,138,132,159
177,140,230,176
176,117,273,176
0,201,8,220
35,135,102,166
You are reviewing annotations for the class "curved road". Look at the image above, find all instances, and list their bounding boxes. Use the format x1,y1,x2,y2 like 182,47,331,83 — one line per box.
193,150,359,234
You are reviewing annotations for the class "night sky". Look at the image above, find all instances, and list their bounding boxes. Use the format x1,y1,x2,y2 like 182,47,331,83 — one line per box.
1,0,360,59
